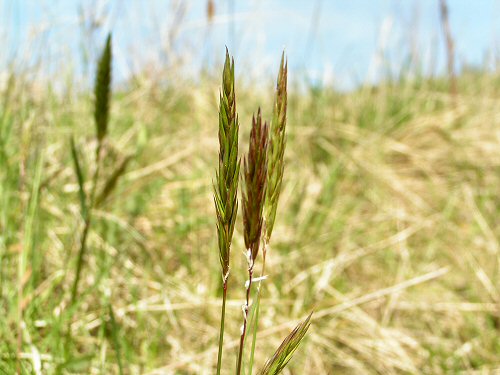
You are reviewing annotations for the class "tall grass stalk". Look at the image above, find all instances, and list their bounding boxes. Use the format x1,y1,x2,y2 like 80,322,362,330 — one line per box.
264,52,287,243
69,34,112,306
248,53,288,374
17,150,44,374
236,109,268,375
214,48,239,375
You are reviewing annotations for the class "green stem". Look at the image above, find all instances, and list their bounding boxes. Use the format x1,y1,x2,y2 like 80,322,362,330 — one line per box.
236,264,253,375
248,241,267,375
216,279,228,375
70,142,102,306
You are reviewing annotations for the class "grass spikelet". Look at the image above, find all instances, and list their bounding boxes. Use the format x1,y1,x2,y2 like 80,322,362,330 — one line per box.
265,52,287,242
214,47,240,375
236,109,268,375
242,109,268,262
259,313,312,375
214,47,239,278
94,34,112,143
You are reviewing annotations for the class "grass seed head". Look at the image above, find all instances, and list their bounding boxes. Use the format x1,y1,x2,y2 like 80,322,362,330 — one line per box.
214,47,240,276
94,33,112,142
242,108,268,263
265,52,287,242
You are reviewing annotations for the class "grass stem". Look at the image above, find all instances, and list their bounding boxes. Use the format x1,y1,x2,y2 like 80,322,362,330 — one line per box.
69,142,102,306
216,280,228,375
248,239,268,375
236,262,253,375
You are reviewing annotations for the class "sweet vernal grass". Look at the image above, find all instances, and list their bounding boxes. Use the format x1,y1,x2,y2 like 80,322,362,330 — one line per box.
236,109,268,375
67,43,305,373
249,53,298,375
214,48,240,375
253,53,312,375
65,34,112,361
66,34,128,370
214,50,311,374
69,33,112,306
265,52,287,243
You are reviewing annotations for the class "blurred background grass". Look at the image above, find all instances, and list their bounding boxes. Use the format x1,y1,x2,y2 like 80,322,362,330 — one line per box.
0,1,500,374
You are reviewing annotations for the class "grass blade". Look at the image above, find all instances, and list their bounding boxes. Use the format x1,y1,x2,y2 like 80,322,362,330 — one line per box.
108,304,125,375
95,154,132,207
69,137,87,218
259,312,312,375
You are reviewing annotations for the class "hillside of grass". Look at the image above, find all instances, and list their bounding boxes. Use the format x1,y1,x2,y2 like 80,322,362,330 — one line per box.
0,70,499,374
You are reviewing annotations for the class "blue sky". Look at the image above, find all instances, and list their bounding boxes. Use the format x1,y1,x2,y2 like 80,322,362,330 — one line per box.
1,0,499,90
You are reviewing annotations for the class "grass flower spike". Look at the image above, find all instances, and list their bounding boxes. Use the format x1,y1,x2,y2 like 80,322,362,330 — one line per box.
265,52,287,242
70,33,112,305
214,47,239,278
214,47,240,375
248,52,290,374
237,109,269,374
242,109,268,263
94,34,112,143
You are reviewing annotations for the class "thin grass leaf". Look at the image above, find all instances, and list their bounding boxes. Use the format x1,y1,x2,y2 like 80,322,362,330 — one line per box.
259,312,312,375
70,137,88,218
107,304,124,375
95,154,132,207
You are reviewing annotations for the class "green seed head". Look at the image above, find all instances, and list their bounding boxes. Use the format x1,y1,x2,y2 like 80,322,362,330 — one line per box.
214,48,240,276
94,33,112,142
265,52,287,242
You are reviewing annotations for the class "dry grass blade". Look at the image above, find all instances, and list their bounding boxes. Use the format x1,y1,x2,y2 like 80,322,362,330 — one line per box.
259,312,312,375
265,52,287,241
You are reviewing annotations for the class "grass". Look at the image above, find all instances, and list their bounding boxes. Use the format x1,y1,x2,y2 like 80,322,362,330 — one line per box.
214,49,239,375
0,44,499,373
214,49,311,374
